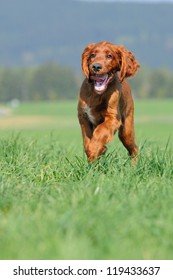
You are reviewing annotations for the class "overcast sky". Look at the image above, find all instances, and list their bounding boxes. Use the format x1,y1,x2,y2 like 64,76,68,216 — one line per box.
77,0,173,2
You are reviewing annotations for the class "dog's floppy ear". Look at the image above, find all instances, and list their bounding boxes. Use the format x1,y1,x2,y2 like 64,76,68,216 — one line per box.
115,46,140,82
81,43,96,79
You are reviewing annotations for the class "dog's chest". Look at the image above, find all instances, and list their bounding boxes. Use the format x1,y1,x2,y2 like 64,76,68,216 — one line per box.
83,105,96,124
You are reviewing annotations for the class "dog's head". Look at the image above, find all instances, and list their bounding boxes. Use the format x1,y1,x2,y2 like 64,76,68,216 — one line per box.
81,41,140,94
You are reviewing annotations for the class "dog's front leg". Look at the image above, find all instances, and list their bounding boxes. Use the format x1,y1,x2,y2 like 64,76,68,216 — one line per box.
87,116,121,162
78,112,94,155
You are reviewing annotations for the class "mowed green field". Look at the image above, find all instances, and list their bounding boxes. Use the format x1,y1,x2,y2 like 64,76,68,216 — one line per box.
0,100,173,260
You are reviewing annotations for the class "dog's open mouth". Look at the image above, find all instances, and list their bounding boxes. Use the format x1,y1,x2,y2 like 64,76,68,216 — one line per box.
90,74,111,94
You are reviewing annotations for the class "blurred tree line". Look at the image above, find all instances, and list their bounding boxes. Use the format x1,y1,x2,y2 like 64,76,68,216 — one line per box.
0,63,172,102
0,63,79,102
130,68,173,99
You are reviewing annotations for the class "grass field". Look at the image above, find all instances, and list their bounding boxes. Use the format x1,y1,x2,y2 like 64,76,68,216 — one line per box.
0,100,173,260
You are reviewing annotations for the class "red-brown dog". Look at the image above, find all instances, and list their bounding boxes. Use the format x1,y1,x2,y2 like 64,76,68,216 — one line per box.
78,41,140,162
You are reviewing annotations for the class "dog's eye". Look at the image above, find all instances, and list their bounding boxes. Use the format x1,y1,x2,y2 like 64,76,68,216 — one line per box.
90,53,96,58
106,54,112,59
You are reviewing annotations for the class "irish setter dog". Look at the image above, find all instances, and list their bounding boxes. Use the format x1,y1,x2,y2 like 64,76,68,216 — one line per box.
78,41,140,163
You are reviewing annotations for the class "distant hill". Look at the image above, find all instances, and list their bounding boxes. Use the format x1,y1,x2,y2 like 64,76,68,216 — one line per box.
0,0,173,70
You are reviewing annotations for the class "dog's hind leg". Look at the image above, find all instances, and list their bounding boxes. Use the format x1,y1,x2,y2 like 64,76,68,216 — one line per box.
118,113,138,163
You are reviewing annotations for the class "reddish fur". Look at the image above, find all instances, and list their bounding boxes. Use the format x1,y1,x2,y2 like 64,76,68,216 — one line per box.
78,41,140,163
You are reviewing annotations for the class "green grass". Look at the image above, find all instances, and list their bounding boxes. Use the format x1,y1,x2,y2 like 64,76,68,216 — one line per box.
0,100,173,260
13,101,77,117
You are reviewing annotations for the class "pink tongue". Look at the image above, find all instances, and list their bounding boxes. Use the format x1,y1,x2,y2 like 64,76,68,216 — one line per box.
90,75,106,82
94,76,106,83
97,78,104,82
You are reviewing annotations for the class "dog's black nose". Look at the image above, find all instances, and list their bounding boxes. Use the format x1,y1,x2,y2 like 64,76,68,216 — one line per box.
92,63,102,72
